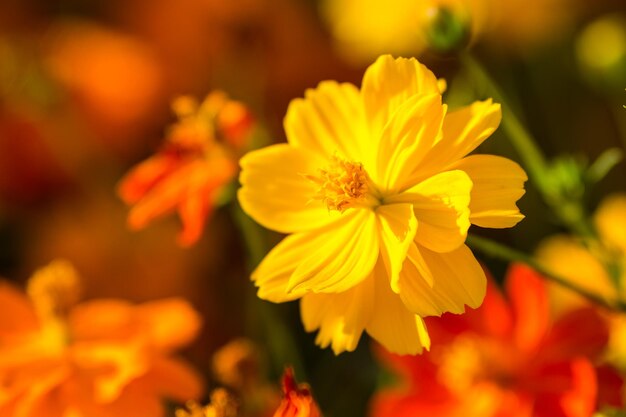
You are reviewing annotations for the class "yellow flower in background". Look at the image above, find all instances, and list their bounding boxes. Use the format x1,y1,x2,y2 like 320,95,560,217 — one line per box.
238,55,527,354
536,194,626,369
0,260,204,417
118,91,254,247
176,389,238,417
321,0,575,62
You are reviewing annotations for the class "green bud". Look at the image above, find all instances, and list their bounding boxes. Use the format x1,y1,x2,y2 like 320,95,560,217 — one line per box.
422,6,471,54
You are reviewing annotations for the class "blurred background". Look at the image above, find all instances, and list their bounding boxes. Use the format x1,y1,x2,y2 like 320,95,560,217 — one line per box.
0,0,625,416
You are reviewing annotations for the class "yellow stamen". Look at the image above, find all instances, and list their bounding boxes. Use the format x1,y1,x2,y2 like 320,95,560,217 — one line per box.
434,335,482,393
306,156,378,212
27,259,81,319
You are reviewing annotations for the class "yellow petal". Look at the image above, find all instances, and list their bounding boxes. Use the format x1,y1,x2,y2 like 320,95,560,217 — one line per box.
397,244,486,317
594,193,626,254
388,170,472,252
284,81,370,162
376,203,418,293
288,209,378,293
375,93,445,192
450,154,527,228
239,144,335,233
251,223,345,303
414,99,501,178
365,262,431,355
536,235,617,316
300,276,374,355
361,55,440,139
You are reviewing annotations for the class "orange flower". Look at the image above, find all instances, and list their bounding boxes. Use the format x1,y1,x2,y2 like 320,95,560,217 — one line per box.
118,91,253,247
0,260,204,417
273,369,321,417
370,264,623,417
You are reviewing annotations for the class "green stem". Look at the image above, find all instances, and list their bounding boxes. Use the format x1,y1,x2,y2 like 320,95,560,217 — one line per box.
460,53,551,195
461,53,596,238
467,234,626,312
231,203,307,380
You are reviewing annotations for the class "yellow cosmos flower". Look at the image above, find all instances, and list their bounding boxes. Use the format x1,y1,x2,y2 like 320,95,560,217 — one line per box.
322,0,574,62
238,55,527,355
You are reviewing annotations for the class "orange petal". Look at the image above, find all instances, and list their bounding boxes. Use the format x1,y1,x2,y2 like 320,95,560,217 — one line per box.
68,299,135,341
140,357,204,402
0,282,39,336
118,154,182,204
126,161,199,230
135,298,202,351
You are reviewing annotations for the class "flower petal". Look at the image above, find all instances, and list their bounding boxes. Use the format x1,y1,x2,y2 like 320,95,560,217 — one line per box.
388,170,472,253
135,298,202,351
376,204,418,293
535,235,616,316
594,193,626,254
414,99,502,178
0,283,39,336
117,154,181,204
139,357,204,401
375,93,445,192
300,275,374,355
71,340,149,403
238,143,335,233
451,155,527,228
361,55,440,140
366,262,431,355
252,211,374,302
284,81,369,162
398,244,486,317
126,162,197,230
505,264,549,352
288,209,378,293
176,188,212,247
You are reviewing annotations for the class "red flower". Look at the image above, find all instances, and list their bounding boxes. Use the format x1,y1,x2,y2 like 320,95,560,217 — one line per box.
273,368,321,417
371,264,623,417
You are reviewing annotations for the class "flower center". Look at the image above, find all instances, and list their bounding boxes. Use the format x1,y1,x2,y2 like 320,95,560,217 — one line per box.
306,156,378,212
434,335,521,394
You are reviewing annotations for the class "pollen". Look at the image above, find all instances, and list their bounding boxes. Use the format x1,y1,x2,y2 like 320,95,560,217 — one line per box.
26,259,82,319
306,156,377,212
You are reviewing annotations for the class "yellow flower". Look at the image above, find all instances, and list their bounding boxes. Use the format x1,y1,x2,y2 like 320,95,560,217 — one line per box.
176,389,238,417
238,55,527,354
536,193,626,370
321,0,574,62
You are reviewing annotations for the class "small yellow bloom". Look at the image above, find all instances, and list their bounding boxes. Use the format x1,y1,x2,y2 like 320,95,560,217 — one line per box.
238,55,527,354
321,0,574,62
176,389,238,417
536,193,626,369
